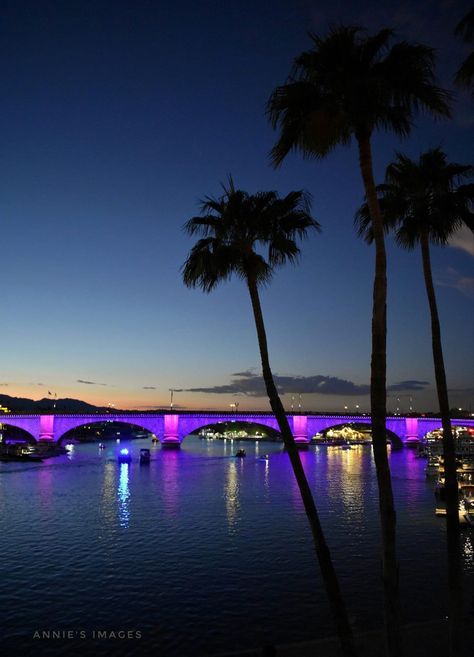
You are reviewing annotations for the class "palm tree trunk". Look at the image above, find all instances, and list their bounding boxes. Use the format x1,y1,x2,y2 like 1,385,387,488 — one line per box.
420,232,463,655
357,135,402,657
246,273,358,657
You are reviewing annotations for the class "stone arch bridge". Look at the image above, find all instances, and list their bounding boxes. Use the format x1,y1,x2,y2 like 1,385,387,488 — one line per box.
1,412,473,447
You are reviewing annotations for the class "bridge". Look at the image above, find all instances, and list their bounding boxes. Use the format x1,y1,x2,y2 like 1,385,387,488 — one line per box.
0,411,473,447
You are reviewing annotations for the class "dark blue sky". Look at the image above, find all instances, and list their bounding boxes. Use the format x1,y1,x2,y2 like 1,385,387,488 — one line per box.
1,0,473,412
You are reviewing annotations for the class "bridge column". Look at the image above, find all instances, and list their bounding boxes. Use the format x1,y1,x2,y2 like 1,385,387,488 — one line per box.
39,415,55,442
162,414,181,449
404,417,419,446
292,415,309,449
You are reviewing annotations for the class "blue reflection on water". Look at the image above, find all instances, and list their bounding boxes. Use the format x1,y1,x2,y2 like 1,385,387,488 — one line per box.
118,462,130,528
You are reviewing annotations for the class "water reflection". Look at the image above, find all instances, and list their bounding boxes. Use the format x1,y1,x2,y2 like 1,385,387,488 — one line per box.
162,450,179,517
37,465,53,511
462,533,474,568
224,460,241,534
118,463,130,528
263,457,270,492
100,461,117,527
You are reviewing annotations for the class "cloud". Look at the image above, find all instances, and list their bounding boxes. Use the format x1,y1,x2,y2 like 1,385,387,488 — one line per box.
142,386,156,390
77,379,109,386
448,227,474,257
387,380,430,392
0,383,9,387
186,373,370,397
435,267,474,299
185,373,434,398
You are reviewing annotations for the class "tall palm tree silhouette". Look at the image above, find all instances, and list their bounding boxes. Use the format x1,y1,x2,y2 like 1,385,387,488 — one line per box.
267,25,451,656
356,148,474,654
182,179,357,656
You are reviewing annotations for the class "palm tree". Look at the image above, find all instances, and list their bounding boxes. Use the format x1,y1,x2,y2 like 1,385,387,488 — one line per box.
182,179,358,656
355,149,474,655
267,26,451,657
455,8,474,98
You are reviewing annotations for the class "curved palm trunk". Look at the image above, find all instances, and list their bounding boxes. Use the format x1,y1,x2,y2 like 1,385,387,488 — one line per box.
246,274,358,657
357,135,402,657
420,232,463,655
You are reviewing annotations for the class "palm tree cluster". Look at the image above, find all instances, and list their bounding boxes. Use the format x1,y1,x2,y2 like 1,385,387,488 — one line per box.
182,14,473,657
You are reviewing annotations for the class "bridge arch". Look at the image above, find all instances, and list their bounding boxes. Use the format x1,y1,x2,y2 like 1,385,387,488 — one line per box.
188,419,282,441
0,422,37,443
52,415,164,445
56,420,158,445
176,414,282,442
309,419,403,448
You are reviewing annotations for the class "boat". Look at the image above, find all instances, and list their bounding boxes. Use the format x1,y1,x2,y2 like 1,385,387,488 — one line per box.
139,448,151,464
98,443,106,449
118,448,132,463
235,449,246,458
0,443,43,462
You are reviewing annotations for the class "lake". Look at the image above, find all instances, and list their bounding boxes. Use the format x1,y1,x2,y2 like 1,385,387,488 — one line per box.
1,436,473,657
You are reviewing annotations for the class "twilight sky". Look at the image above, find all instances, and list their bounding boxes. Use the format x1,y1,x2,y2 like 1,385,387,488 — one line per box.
1,0,473,413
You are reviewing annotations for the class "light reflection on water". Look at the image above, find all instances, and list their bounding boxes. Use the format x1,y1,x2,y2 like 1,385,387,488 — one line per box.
118,463,130,528
0,436,473,657
224,460,240,533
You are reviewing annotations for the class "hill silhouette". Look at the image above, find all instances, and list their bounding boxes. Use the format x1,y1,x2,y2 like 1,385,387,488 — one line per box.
0,394,110,413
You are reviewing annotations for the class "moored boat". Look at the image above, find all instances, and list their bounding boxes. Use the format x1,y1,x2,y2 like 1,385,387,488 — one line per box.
0,444,43,462
139,448,151,464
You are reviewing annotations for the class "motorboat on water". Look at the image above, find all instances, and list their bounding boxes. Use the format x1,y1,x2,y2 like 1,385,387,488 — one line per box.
139,448,151,464
118,448,132,464
235,449,246,458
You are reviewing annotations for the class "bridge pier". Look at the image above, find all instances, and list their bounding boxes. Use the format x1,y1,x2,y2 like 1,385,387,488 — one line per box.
292,415,310,449
39,415,55,442
404,417,420,446
162,414,181,449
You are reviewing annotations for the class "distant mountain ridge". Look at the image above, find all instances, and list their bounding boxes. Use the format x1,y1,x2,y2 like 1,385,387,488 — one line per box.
0,394,110,413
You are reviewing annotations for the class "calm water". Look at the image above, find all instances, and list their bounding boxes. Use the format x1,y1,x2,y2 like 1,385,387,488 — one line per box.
1,437,473,657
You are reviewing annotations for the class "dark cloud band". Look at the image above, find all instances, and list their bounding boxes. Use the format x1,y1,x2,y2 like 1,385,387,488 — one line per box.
185,373,431,397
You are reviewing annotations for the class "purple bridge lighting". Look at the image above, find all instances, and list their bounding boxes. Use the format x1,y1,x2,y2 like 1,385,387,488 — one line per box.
0,412,473,447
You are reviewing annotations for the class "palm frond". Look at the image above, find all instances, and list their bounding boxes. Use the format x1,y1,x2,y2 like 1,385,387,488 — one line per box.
355,149,474,250
268,25,451,165
182,183,319,293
